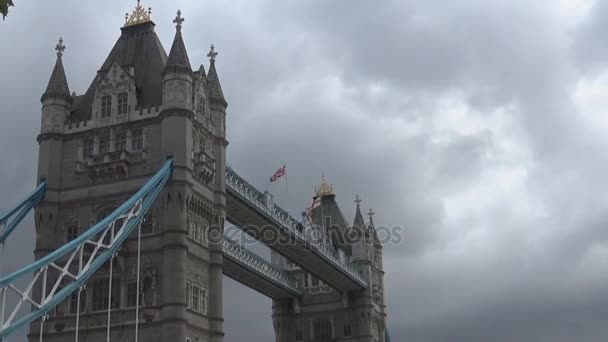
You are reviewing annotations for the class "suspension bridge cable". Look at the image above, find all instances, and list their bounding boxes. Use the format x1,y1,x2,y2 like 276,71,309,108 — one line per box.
106,255,115,342
134,222,142,342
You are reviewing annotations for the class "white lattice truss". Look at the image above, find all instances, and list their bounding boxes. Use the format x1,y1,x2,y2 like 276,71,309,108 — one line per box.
0,199,144,338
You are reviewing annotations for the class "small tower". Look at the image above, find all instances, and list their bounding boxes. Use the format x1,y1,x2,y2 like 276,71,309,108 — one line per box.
161,9,194,170
35,37,72,257
38,37,71,188
351,195,373,262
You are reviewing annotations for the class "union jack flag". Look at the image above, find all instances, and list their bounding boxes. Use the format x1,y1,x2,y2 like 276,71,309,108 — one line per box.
270,165,286,182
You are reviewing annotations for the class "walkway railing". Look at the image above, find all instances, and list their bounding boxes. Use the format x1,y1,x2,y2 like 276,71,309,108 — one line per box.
223,237,300,295
225,167,367,287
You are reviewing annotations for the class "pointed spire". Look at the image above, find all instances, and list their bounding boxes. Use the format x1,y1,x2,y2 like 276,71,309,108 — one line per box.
368,208,381,247
368,208,375,227
207,44,226,104
353,194,365,229
163,10,192,74
42,37,71,103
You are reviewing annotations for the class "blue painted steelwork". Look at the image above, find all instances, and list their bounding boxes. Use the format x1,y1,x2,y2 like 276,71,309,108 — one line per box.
0,181,46,244
225,167,368,288
0,160,172,340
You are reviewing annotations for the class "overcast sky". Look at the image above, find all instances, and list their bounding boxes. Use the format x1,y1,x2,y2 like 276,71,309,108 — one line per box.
3,0,608,341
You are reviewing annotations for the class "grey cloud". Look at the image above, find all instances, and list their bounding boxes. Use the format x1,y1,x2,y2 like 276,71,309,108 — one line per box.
3,0,608,341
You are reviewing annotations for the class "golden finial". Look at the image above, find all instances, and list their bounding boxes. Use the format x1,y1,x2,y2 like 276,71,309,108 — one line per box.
124,0,152,27
316,175,335,197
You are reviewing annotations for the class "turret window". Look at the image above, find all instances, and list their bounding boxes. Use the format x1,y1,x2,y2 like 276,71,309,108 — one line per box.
66,224,78,242
99,135,110,154
101,95,112,118
117,92,128,115
132,129,143,151
344,324,352,337
115,133,126,152
83,138,94,158
186,281,208,314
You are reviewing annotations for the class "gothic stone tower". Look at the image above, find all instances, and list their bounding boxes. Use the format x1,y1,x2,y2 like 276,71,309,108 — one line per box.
32,5,227,342
271,179,387,342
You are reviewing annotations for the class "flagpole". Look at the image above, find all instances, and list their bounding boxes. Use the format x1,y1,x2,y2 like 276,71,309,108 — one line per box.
284,163,289,196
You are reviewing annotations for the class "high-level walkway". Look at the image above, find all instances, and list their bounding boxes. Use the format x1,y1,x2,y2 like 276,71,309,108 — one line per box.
225,167,368,292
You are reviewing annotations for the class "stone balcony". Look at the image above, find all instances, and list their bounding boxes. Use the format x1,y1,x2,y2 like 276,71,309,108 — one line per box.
76,149,147,181
193,151,215,184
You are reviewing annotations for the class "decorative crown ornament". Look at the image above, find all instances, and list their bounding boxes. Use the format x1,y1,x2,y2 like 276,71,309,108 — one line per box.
124,0,152,27
316,175,335,197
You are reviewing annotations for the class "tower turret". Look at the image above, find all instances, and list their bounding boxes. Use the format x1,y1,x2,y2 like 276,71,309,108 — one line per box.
161,10,194,169
352,195,374,263
207,44,227,139
162,10,193,110
40,37,72,134
38,37,72,189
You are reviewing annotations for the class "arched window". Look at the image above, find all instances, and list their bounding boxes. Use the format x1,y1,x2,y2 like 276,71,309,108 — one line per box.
83,138,94,158
99,135,110,154
313,318,333,341
132,128,143,151
117,92,128,115
66,223,78,242
101,95,112,118
143,276,154,306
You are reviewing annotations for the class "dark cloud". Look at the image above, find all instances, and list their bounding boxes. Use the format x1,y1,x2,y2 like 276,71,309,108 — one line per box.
2,0,608,341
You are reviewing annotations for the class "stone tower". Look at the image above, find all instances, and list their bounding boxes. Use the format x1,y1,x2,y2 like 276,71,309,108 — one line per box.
271,178,387,342
32,4,227,342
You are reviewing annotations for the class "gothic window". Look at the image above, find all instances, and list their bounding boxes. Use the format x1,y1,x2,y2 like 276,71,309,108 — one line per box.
296,327,303,341
117,92,128,115
92,278,120,311
83,138,94,158
186,281,191,309
200,220,208,246
142,276,154,306
66,223,78,242
201,288,208,314
99,135,110,154
186,282,207,314
68,289,86,314
141,209,155,234
132,129,143,151
313,319,333,341
303,272,309,288
344,324,352,337
126,281,143,307
115,133,126,152
101,95,112,118
192,283,200,312
312,275,319,287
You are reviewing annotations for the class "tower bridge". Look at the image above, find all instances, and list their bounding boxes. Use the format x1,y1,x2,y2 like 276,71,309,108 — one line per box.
0,2,389,342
